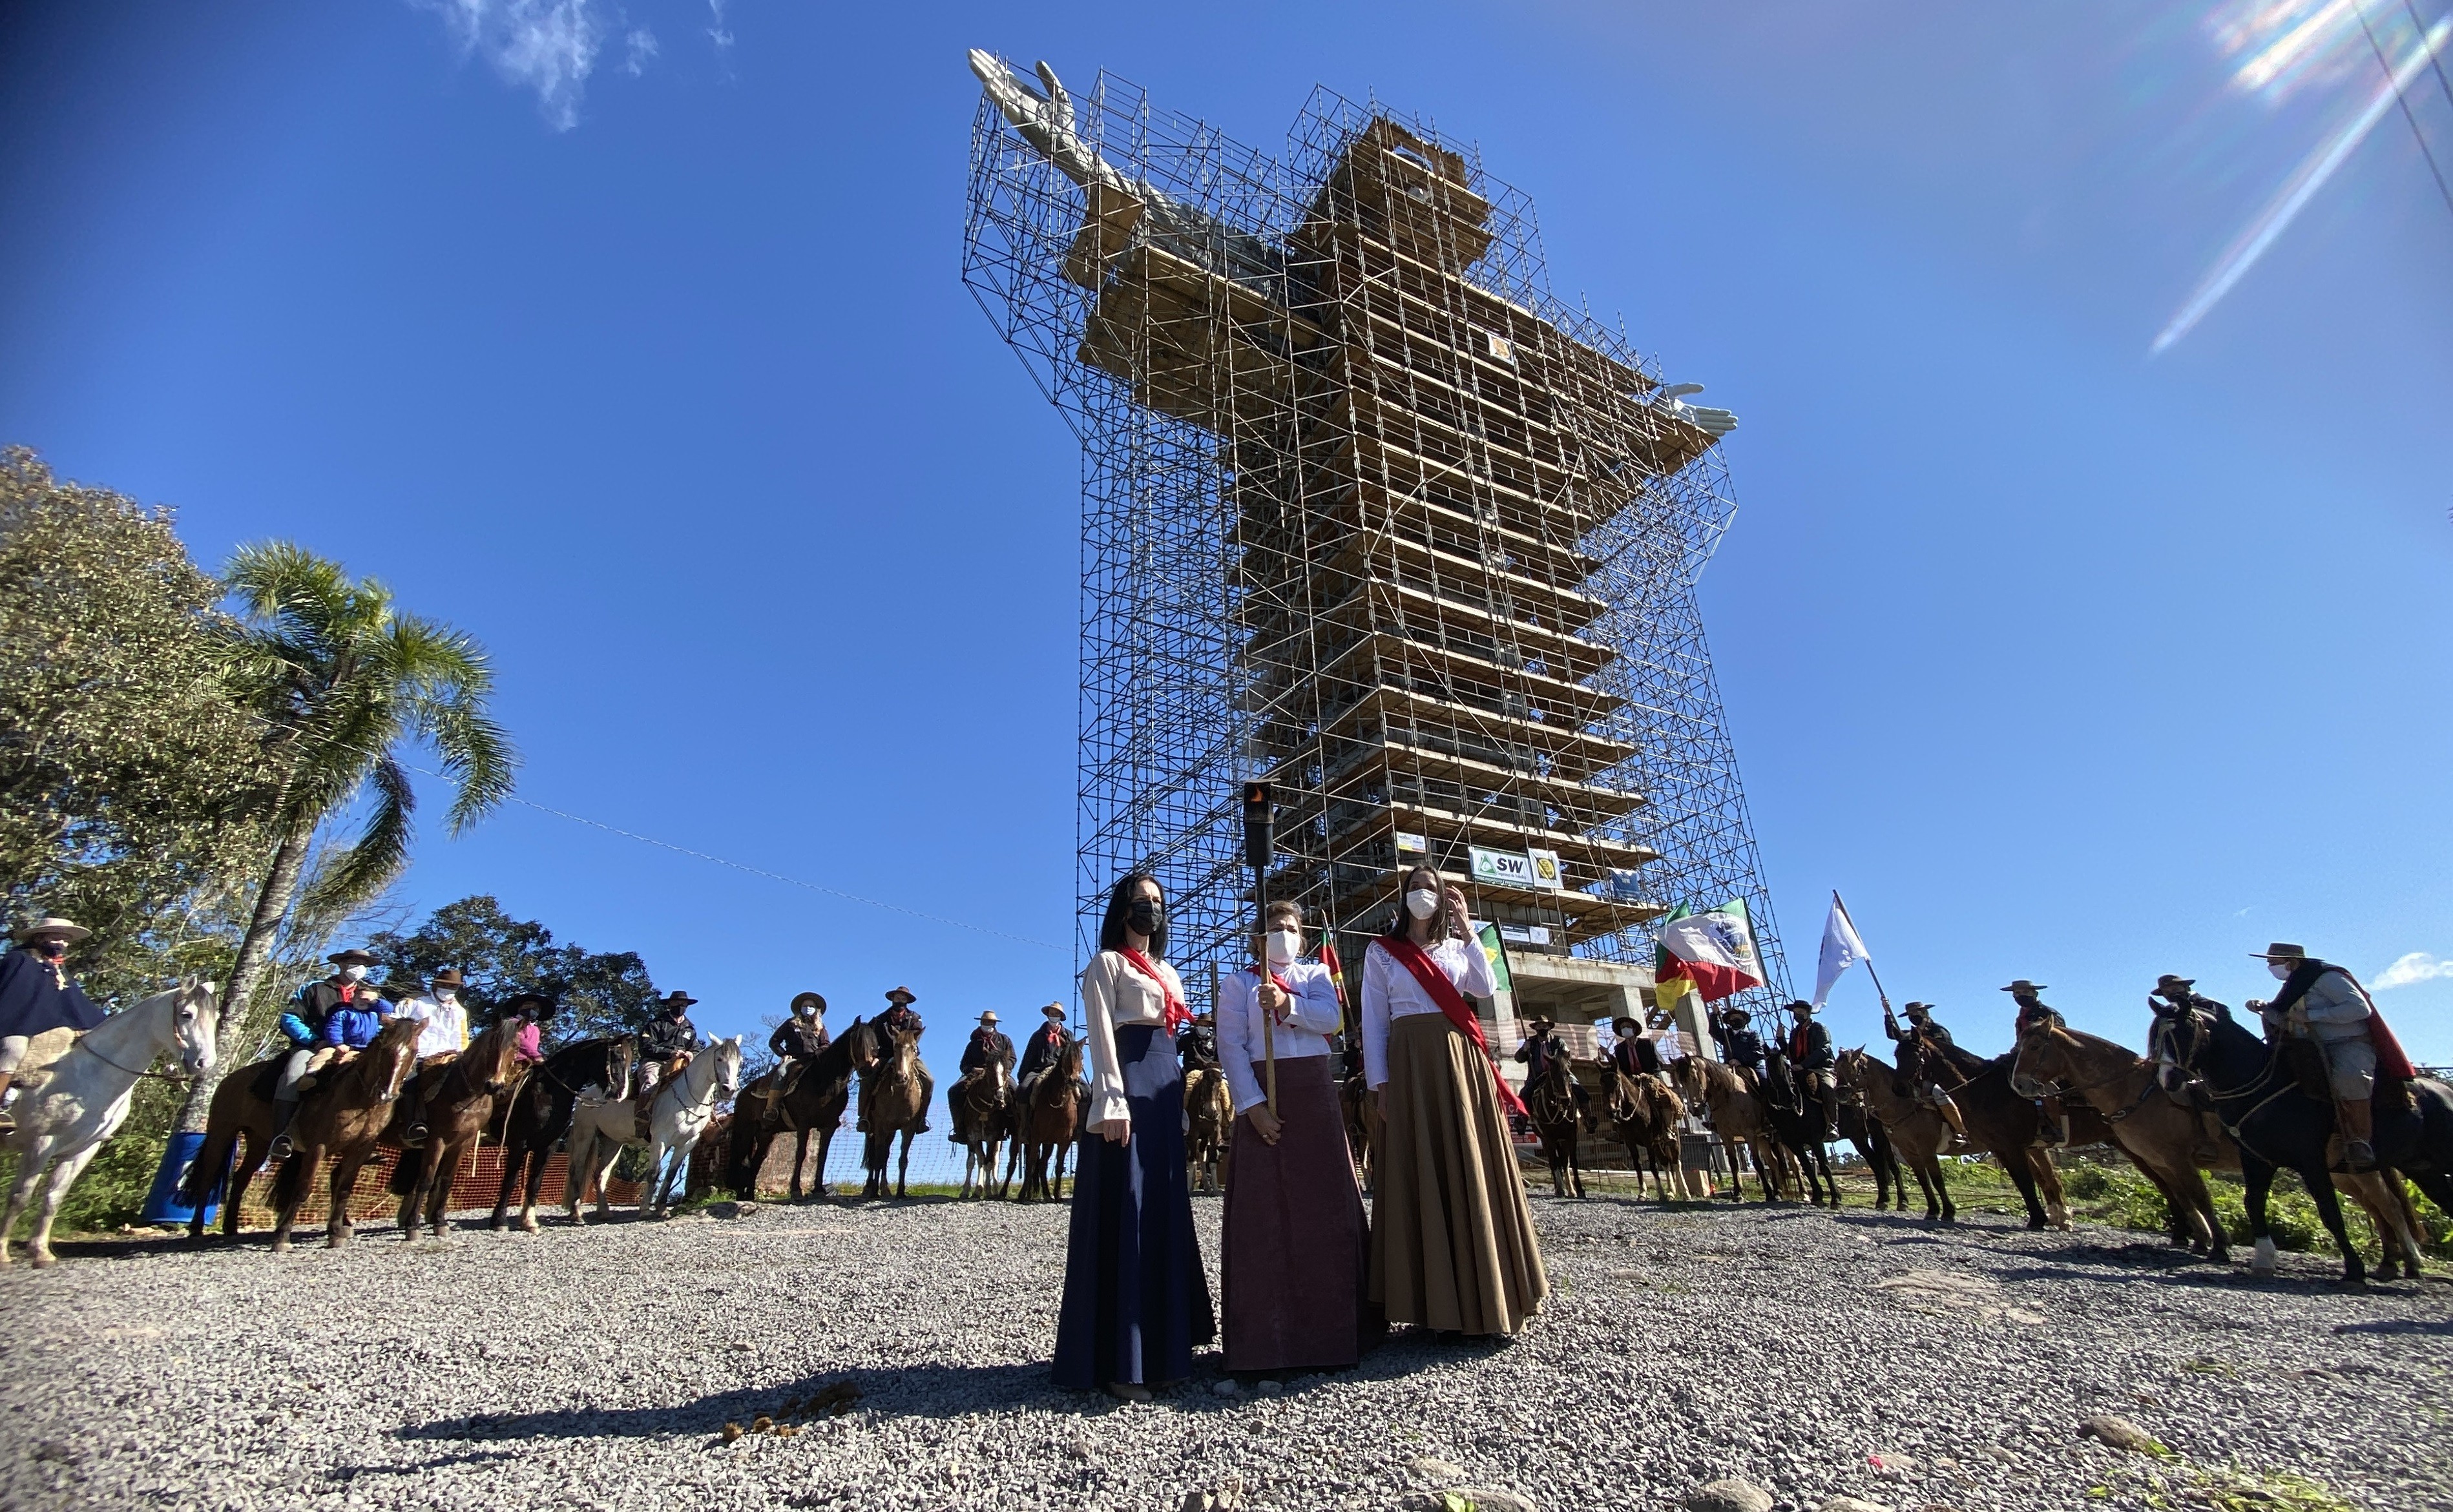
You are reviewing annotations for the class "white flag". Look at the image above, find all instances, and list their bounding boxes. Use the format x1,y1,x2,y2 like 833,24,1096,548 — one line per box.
1814,892,1871,1008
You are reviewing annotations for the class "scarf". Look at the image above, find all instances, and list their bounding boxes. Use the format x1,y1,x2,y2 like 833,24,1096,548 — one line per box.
1379,935,1528,1118
1116,948,1191,1035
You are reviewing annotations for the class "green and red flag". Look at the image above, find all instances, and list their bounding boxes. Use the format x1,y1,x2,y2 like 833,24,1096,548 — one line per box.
1653,898,1766,1004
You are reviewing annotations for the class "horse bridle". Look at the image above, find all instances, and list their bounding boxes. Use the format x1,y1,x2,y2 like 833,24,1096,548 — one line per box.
2009,1027,2159,1123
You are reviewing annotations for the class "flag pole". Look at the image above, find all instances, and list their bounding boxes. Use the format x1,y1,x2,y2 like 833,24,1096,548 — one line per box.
1833,891,1894,1015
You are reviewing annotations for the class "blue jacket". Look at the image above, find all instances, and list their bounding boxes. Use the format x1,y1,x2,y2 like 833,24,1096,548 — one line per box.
0,949,104,1040
320,1003,386,1050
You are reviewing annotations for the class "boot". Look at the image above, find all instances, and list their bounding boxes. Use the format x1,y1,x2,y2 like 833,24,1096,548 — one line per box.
265,1101,300,1163
1934,1090,1970,1146
2339,1098,2377,1172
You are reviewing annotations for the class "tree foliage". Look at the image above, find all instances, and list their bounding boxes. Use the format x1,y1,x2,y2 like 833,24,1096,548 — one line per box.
366,894,658,1044
0,446,275,999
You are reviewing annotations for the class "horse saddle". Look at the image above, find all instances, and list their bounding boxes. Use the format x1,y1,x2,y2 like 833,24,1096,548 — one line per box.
2281,1039,2333,1103
247,1055,289,1103
10,1027,80,1092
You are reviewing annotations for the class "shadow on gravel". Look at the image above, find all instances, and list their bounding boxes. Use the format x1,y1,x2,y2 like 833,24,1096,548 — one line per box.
1990,1245,2374,1294
397,1361,1059,1442
2333,1316,2453,1336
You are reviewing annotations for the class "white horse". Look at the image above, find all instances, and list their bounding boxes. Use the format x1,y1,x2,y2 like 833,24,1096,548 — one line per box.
565,1036,741,1222
645,1037,739,1217
1,977,218,1267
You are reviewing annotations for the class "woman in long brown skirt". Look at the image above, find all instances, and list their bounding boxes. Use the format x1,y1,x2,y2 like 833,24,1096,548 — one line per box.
1361,867,1547,1337
1217,900,1382,1372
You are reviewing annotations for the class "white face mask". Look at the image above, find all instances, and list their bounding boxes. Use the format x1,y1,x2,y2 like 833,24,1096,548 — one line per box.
2268,959,2295,981
435,987,457,1005
1266,928,1301,964
1404,888,1441,920
340,964,368,982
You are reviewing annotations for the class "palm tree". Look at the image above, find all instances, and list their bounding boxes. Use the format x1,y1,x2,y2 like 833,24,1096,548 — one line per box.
172,543,516,1133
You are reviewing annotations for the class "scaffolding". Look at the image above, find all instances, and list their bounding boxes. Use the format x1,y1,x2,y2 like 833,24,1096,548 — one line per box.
962,63,1791,1022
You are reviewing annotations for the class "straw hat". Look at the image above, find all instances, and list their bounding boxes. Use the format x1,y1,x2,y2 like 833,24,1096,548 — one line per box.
978,1011,999,1026
12,917,89,945
1041,1002,1066,1019
884,986,917,1005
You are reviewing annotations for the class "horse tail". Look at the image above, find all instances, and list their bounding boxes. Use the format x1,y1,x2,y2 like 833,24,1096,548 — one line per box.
388,1143,426,1196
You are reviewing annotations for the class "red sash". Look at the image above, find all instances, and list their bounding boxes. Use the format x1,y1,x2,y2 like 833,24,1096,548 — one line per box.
1379,937,1528,1119
1117,948,1191,1035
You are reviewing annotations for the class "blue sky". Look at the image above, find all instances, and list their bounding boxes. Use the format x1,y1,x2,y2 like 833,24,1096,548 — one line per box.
3,1,2447,1077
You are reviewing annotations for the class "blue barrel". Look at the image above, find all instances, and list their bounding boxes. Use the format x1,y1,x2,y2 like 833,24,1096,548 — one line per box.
141,1132,218,1226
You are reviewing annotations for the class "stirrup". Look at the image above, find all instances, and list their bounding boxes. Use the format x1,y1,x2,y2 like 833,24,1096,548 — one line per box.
401,1125,429,1150
267,1135,295,1161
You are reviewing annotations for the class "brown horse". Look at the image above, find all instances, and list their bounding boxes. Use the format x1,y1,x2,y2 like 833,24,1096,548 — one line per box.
1671,1056,1795,1203
1598,1064,1687,1201
1183,1064,1231,1194
1523,1049,1587,1198
857,1022,930,1200
729,1022,868,1201
265,1018,426,1252
1915,1048,2072,1230
950,1060,1019,1199
1837,1048,1957,1222
1014,1033,1085,1202
2010,1015,2429,1277
179,1051,292,1241
386,1020,530,1241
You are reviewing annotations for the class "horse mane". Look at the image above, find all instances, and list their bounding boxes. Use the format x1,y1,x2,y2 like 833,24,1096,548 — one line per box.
337,1017,424,1093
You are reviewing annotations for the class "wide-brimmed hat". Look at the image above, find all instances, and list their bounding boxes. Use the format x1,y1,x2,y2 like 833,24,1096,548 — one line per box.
2154,974,2195,992
1719,1006,1750,1024
1041,1002,1067,1019
978,1011,999,1025
431,968,467,989
328,948,379,968
884,986,916,1004
1611,1015,1640,1030
1786,999,1817,1016
13,916,89,945
791,991,827,1013
2251,942,2308,962
658,990,697,1011
501,990,554,1016
1999,979,2047,995
1903,1000,1933,1016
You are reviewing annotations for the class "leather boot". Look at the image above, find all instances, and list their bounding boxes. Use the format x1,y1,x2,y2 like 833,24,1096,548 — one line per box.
266,1101,300,1162
1935,1090,1970,1145
2339,1098,2376,1172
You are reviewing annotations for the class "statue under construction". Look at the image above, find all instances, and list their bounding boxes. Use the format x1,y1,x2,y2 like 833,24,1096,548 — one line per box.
962,52,1788,1044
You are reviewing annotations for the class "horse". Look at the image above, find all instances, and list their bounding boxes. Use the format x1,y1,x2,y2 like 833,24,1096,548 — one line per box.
2140,1001,2453,1285
1903,1042,2072,1230
265,1017,427,1252
725,1020,870,1202
1339,1055,1378,1195
1522,1048,1587,1198
1013,1032,1085,1202
1670,1055,1794,1203
385,1019,532,1243
1834,1077,1908,1212
1597,1062,1686,1202
641,1037,743,1216
2010,1011,2429,1276
1,978,218,1267
1182,1062,1231,1195
1837,1048,1966,1222
857,1023,929,1200
1757,1047,1841,1207
489,1036,634,1233
948,1056,1019,1200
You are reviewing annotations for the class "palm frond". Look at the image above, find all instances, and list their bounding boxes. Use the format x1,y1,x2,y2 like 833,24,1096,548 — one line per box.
295,752,414,922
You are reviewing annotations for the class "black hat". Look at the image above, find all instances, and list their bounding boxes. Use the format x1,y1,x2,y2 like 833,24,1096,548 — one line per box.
659,991,697,1012
2251,943,2308,962
501,991,553,1016
1903,1000,1933,1017
1999,979,2047,995
1787,999,1817,1017
791,991,827,1014
2154,974,2195,993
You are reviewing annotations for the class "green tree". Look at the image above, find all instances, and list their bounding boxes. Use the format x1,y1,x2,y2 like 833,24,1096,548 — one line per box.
0,447,275,996
174,544,516,1132
367,894,659,1042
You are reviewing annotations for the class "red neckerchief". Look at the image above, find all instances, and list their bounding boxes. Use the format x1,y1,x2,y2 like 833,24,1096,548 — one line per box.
1116,948,1191,1034
1379,936,1528,1118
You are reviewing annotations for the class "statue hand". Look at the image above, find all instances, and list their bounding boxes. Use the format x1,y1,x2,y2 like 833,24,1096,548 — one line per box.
966,50,1120,192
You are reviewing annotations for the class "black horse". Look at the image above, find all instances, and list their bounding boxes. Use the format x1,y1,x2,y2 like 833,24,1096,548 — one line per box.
725,1019,871,1201
1758,1046,1841,1206
490,1035,635,1232
1834,1080,1907,1212
2162,999,2453,1285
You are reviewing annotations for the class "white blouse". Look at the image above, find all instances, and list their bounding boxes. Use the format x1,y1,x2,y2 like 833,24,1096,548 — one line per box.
1080,948,1189,1129
401,996,468,1059
1361,927,1498,1089
1215,959,1342,1115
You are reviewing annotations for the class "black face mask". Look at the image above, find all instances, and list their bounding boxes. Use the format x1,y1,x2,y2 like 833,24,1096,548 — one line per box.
1126,898,1164,939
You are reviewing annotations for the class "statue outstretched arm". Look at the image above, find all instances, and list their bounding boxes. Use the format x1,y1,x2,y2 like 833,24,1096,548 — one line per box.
967,49,1133,196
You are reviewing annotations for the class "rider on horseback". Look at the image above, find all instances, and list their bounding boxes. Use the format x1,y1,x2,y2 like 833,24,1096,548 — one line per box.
769,992,830,1095
952,1010,1015,1144
1784,1000,1841,1140
0,917,104,1134
637,991,698,1097
2008,979,2072,1144
1884,1000,1970,1144
1513,1015,1589,1121
1175,1010,1220,1073
1712,1005,1766,1090
1016,1002,1069,1100
858,986,933,1133
265,948,382,1160
2251,942,2401,1173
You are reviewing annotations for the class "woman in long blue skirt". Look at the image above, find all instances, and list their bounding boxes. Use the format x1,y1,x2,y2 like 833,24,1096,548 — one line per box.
1052,873,1215,1400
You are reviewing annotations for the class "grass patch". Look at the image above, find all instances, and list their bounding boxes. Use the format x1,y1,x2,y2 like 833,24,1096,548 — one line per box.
2146,1467,2363,1511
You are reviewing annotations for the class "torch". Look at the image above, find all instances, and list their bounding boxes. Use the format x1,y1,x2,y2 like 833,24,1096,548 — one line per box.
1242,780,1276,1117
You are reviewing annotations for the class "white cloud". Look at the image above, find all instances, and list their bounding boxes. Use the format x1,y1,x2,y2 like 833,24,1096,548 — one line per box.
623,26,658,77
2373,952,2453,990
706,0,734,51
415,0,609,132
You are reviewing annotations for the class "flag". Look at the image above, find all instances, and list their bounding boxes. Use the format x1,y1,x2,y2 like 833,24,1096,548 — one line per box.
1319,932,1347,1008
1653,898,1765,1004
1814,891,1870,1008
1475,922,1514,993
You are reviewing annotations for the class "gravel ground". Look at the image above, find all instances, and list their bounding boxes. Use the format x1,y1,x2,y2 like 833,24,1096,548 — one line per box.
2,1194,2447,1512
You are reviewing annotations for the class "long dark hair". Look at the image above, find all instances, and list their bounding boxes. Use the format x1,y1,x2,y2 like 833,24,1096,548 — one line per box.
1098,871,1167,957
1380,864,1463,942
